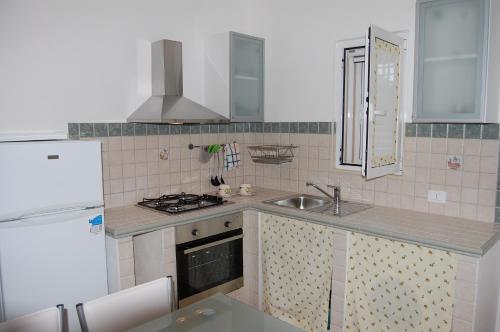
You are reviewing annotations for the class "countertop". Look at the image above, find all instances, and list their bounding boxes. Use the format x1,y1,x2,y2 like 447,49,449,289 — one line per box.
105,188,500,257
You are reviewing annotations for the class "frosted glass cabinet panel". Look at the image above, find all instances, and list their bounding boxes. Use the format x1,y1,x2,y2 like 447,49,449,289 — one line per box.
414,0,489,122
230,32,264,122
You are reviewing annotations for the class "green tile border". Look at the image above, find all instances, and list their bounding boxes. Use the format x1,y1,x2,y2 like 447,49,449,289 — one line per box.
69,122,494,139
406,123,499,140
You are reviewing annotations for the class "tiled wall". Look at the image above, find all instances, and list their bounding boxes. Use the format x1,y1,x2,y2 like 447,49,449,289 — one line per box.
69,122,499,223
69,122,332,208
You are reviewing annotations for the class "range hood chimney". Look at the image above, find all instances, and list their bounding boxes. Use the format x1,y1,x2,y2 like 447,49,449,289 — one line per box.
127,40,228,124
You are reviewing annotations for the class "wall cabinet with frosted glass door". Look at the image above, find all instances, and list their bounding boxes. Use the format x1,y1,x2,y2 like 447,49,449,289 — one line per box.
335,25,408,179
205,32,264,122
414,0,493,122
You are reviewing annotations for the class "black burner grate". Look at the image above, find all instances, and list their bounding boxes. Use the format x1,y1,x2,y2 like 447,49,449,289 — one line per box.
138,193,224,214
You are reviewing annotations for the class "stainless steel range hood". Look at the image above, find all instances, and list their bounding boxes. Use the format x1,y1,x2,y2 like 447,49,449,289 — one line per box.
127,40,228,124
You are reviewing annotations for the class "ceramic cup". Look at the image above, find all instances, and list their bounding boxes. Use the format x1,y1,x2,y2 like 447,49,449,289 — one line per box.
218,184,232,197
239,184,253,196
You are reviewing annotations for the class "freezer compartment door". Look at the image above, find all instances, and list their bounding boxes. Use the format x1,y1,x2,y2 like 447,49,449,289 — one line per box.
0,141,103,220
0,208,108,331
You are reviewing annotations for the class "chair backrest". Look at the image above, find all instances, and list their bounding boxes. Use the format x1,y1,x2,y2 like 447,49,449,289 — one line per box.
76,276,175,332
0,305,64,332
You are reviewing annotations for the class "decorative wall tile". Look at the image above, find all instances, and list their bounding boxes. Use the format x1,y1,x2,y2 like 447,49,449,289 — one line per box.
279,122,289,133
68,123,79,137
249,123,257,133
236,123,246,133
79,123,94,137
416,123,431,137
170,125,181,135
448,124,465,139
94,123,108,137
180,125,190,135
190,124,201,134
482,124,499,140
299,122,309,134
405,123,416,137
200,124,210,134
146,124,159,135
308,122,319,134
121,123,134,136
159,124,170,135
255,123,263,133
432,124,447,138
134,123,146,136
465,124,481,139
109,123,122,136
263,123,272,133
318,122,331,135
271,122,280,133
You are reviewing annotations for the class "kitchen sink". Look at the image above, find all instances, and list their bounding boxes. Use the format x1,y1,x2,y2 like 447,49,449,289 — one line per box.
264,194,330,210
264,194,372,217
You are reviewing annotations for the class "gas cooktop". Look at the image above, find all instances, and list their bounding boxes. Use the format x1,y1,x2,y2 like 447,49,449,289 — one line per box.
137,193,226,214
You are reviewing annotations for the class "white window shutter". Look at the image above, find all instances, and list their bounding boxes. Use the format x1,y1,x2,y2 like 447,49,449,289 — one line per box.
362,25,405,180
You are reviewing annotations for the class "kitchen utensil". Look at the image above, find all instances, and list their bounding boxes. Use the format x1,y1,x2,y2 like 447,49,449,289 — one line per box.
220,149,225,184
213,152,221,186
210,155,217,186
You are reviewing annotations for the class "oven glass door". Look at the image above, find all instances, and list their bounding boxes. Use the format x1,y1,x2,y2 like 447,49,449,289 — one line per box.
176,229,243,301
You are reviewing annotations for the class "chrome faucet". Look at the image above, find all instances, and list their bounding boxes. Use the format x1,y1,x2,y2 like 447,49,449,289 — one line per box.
306,182,341,202
306,182,341,214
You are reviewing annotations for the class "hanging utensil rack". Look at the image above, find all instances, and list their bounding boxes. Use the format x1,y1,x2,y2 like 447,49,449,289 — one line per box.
247,145,298,164
188,142,237,151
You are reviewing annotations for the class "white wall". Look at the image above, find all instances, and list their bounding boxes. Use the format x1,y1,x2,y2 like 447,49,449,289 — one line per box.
247,0,415,122
1,0,499,134
0,0,250,133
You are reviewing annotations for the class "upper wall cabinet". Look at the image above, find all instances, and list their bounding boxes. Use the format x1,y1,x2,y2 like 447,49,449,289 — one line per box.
413,0,491,122
205,32,265,122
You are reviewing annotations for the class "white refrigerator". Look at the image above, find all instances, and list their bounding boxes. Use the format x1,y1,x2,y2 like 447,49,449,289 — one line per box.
0,140,108,331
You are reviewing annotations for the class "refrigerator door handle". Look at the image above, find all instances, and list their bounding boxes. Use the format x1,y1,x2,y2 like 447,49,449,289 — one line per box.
0,205,104,223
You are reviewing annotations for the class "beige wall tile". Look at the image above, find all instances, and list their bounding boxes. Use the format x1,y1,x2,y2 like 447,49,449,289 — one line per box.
446,170,462,186
479,172,497,189
480,140,498,157
460,203,477,219
416,137,431,153
121,136,135,150
463,156,480,172
430,153,447,169
460,188,478,204
479,156,498,173
404,137,416,152
461,171,479,188
431,138,447,154
463,140,481,156
447,139,464,154
430,169,446,185
108,137,122,151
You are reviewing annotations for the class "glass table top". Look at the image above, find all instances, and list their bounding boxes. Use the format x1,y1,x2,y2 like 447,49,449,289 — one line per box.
127,293,304,332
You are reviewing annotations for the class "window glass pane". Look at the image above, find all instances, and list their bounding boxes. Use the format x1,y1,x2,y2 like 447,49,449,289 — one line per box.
341,47,365,166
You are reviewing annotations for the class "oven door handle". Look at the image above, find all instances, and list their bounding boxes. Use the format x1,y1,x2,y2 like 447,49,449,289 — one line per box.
183,234,244,254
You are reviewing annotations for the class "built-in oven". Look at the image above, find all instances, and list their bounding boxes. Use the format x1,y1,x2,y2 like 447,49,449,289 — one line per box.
175,212,243,307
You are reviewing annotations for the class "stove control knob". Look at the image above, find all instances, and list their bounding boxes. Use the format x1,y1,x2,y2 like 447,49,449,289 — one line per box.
224,221,232,228
192,229,200,236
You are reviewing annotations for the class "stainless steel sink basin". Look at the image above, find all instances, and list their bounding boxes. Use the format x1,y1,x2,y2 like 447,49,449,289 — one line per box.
264,194,330,210
264,194,372,217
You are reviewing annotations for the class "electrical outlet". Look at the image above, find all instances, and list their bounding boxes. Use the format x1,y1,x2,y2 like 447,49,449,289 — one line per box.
427,190,447,203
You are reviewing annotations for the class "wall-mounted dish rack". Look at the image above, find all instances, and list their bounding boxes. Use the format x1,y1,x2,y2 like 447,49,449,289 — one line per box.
247,145,298,164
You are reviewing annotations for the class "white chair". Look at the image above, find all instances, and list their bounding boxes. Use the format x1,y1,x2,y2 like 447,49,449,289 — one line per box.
76,276,176,332
0,304,65,332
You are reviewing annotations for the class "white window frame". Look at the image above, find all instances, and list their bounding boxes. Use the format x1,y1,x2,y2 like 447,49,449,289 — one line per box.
334,30,409,177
